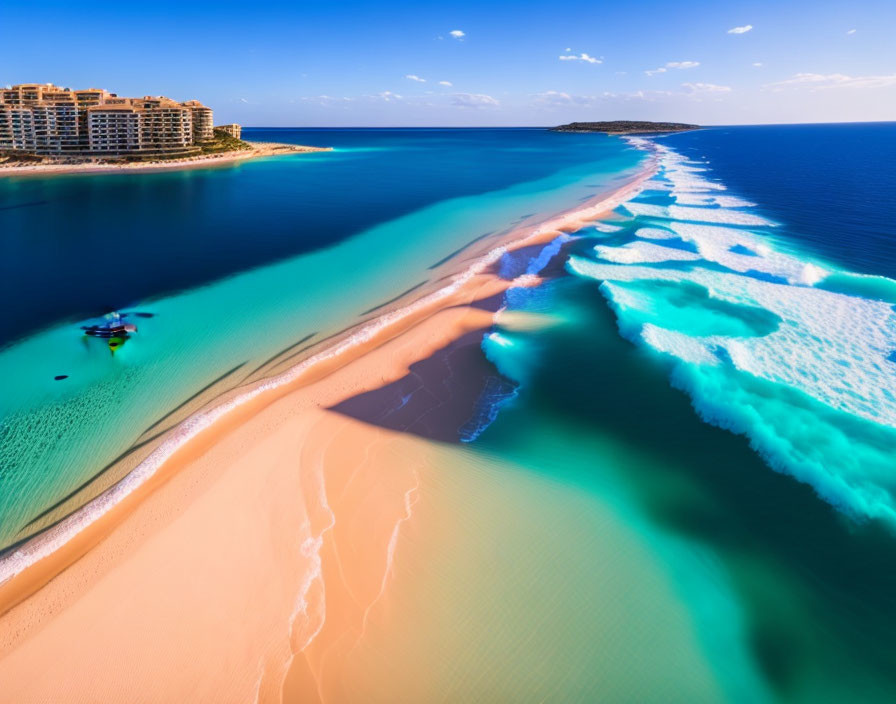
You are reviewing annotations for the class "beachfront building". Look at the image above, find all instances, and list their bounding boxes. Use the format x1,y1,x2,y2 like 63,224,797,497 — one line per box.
182,100,214,143
0,83,214,157
215,123,242,139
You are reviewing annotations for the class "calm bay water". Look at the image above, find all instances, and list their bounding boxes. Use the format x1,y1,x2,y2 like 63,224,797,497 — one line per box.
0,128,639,346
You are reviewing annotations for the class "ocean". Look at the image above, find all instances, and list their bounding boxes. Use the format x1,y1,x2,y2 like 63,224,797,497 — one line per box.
463,123,896,702
2,124,896,702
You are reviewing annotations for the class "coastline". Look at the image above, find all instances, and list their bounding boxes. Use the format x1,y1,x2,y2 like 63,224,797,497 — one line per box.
0,141,332,178
0,160,655,700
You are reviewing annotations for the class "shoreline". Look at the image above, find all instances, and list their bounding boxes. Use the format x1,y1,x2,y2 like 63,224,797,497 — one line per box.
0,159,655,613
0,159,656,701
0,141,332,178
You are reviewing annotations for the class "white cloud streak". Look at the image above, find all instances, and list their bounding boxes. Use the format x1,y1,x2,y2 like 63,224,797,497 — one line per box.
372,91,402,102
682,82,732,94
532,90,598,107
728,25,753,34
559,52,602,64
646,61,699,76
764,72,896,91
449,30,465,39
847,29,857,35
532,83,725,107
451,92,499,107
438,80,453,86
405,74,426,82
300,95,354,106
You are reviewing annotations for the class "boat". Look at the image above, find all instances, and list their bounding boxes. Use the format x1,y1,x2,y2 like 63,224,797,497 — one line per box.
81,322,138,338
81,312,138,351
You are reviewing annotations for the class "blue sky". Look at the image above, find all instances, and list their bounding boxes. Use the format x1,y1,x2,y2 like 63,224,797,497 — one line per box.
4,0,895,125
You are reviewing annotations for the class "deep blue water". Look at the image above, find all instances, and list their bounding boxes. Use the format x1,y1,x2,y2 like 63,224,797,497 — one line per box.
665,122,896,278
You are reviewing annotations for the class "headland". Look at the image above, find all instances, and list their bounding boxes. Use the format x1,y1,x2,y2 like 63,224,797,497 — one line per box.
550,121,700,134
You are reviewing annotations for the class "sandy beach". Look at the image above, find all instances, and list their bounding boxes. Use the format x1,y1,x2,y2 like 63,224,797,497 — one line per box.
0,167,653,702
0,141,331,178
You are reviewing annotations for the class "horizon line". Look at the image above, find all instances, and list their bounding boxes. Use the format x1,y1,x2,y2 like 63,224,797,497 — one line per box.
239,119,896,129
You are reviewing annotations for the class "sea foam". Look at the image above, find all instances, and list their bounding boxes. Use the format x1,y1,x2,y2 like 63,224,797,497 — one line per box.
568,140,896,525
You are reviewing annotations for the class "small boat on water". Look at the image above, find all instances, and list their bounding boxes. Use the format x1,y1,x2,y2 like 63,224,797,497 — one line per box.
81,312,138,351
81,322,138,338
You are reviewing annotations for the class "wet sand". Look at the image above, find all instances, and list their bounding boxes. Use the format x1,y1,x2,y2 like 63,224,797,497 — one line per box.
0,167,654,702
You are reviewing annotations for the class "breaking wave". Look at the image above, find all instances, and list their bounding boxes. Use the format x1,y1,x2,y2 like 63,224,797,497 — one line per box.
568,139,896,524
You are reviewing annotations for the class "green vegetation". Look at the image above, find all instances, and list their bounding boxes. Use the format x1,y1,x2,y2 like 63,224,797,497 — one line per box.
119,130,252,162
201,129,253,154
551,121,700,134
1,131,255,167
0,150,42,163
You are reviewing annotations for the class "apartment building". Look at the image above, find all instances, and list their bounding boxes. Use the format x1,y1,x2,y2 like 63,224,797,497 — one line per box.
215,123,242,139
0,83,215,157
182,100,214,143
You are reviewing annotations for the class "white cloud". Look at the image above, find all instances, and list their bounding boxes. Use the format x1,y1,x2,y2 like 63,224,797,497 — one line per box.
451,92,499,107
728,25,753,34
438,80,453,86
532,88,680,107
405,74,426,82
682,82,732,94
301,95,354,106
239,98,249,103
449,30,465,39
753,62,763,67
847,28,857,35
646,61,699,75
764,72,896,91
532,90,595,107
559,52,602,64
371,91,403,102
565,47,572,52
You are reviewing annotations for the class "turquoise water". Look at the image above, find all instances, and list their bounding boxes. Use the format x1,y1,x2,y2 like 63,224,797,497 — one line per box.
477,275,896,701
0,129,643,550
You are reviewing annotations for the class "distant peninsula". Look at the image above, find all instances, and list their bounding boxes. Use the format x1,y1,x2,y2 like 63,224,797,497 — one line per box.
550,121,700,135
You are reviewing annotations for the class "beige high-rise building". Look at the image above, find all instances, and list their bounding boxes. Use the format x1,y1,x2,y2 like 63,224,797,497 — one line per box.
215,123,242,139
181,100,214,143
0,83,215,157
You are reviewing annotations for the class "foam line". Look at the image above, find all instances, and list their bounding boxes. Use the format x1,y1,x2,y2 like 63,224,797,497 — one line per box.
568,138,896,524
594,241,700,264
